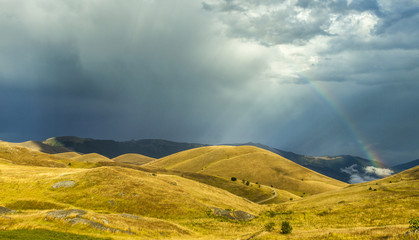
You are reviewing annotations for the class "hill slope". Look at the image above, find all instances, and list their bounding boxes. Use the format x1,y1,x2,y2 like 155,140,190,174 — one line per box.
145,145,347,195
234,143,385,183
112,154,155,165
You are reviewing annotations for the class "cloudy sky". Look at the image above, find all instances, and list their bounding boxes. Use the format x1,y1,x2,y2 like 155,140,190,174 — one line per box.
1,0,418,166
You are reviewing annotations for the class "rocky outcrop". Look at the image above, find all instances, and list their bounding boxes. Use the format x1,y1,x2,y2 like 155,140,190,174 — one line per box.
209,207,256,221
0,206,15,214
51,180,76,189
45,209,134,235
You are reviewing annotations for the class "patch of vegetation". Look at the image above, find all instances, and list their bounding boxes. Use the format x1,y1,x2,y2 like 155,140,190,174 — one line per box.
5,200,64,210
409,217,419,232
281,221,293,234
231,177,237,181
0,229,111,240
264,222,275,232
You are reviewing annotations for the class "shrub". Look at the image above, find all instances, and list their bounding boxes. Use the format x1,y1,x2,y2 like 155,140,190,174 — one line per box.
281,221,292,234
231,177,237,181
265,222,275,232
409,217,419,232
246,181,250,186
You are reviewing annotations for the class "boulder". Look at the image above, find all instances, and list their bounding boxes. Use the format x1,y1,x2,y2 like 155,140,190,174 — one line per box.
209,207,255,221
0,206,15,214
52,180,76,189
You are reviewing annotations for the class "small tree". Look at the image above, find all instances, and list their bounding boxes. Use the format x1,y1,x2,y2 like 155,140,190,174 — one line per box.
246,181,250,186
409,217,419,232
281,221,292,234
231,177,237,181
264,222,275,232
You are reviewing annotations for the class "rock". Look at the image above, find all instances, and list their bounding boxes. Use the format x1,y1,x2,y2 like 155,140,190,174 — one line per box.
210,207,235,220
0,206,15,214
68,217,133,234
209,207,255,221
46,209,86,220
45,209,134,235
233,210,256,221
52,180,76,189
120,213,141,220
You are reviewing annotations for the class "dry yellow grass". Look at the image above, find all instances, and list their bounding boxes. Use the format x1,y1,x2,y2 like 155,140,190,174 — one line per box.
9,140,72,154
0,140,417,239
112,154,155,165
70,153,114,163
0,141,67,167
146,145,347,195
53,152,82,159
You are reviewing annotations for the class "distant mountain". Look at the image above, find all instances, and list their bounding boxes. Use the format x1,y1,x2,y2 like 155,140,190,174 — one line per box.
43,136,207,159
392,159,419,173
233,143,384,183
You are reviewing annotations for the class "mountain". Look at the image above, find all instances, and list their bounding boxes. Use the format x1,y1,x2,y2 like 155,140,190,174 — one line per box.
43,136,207,159
145,145,347,195
233,142,384,183
392,159,419,173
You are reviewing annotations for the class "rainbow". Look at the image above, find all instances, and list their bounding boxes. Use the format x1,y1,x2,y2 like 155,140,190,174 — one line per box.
298,73,385,168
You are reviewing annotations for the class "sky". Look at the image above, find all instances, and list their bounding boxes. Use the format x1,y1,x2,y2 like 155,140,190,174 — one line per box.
1,0,418,166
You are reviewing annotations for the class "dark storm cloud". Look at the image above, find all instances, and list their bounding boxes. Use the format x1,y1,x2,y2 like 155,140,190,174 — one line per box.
0,0,418,166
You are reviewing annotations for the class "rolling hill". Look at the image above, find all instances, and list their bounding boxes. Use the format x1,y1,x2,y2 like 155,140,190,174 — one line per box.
43,136,207,158
0,139,418,239
234,143,386,183
145,145,348,195
112,153,155,165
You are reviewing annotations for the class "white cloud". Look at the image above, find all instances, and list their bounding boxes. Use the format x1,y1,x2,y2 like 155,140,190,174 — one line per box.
364,166,394,177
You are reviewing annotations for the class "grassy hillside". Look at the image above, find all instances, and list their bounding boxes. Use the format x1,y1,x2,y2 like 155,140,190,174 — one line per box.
0,141,67,168
11,140,72,154
70,153,113,163
0,163,259,218
43,136,207,158
146,145,347,195
235,143,382,183
112,154,155,165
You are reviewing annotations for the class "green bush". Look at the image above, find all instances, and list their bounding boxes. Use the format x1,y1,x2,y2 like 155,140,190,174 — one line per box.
264,222,275,232
246,181,250,186
231,177,237,181
281,221,293,234
409,217,419,232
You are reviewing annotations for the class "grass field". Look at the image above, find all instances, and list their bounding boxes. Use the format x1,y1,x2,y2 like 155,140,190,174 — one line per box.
0,142,418,239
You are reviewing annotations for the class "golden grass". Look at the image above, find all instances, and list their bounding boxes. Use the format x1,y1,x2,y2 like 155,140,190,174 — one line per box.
70,153,114,163
146,145,347,195
112,154,155,165
53,152,82,159
0,140,417,239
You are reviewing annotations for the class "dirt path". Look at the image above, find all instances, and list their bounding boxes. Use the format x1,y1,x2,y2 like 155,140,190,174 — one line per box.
257,186,277,204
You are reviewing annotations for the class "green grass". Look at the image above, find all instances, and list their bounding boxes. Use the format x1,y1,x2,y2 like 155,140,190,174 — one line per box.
0,229,111,240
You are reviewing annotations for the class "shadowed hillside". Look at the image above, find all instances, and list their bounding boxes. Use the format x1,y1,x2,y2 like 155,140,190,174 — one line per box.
145,145,348,195
392,159,419,173
43,136,207,158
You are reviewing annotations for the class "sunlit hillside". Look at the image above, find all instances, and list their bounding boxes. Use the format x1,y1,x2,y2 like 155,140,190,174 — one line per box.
112,154,155,165
145,145,348,195
0,141,417,239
